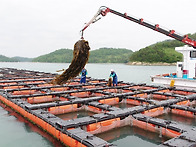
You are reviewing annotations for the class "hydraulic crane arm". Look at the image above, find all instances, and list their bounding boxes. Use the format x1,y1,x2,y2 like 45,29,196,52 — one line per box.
81,6,196,48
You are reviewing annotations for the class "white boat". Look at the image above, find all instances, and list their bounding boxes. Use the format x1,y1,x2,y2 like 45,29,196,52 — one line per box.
151,45,196,90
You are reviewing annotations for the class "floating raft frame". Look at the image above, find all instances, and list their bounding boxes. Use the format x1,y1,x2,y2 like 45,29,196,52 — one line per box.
1,68,196,147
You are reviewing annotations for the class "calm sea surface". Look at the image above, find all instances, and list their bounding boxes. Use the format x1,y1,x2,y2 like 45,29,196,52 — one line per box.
0,62,175,147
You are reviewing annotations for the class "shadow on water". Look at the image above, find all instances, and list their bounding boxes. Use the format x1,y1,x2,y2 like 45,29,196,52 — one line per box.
113,103,135,109
96,126,169,147
57,110,96,120
157,112,196,127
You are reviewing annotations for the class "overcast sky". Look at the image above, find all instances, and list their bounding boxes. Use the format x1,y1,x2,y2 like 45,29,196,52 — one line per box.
0,0,195,58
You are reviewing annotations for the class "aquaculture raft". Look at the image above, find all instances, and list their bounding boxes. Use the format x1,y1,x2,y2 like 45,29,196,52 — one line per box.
1,68,196,147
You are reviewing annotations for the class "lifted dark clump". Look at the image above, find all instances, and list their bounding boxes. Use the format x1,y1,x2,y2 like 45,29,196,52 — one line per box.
51,39,90,85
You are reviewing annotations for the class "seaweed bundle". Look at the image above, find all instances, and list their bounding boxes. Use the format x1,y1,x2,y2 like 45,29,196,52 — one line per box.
51,39,90,85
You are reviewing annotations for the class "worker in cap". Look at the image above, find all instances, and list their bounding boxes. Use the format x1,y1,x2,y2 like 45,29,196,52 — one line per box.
109,69,118,86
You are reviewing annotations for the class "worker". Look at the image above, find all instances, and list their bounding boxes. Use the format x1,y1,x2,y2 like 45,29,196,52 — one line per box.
109,69,118,86
80,68,87,84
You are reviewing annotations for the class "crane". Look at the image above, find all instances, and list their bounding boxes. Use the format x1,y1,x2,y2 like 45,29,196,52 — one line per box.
81,6,196,48
51,6,196,85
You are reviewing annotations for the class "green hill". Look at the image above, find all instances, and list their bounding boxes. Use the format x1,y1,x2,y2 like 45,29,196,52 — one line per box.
129,33,196,63
2,33,195,63
89,48,133,63
0,55,19,62
12,56,33,62
32,49,73,63
32,48,133,63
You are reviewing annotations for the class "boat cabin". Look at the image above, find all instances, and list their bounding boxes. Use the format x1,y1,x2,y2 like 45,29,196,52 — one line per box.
176,45,196,79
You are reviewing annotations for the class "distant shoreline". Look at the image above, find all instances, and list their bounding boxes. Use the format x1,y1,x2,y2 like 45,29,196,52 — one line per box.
127,62,176,66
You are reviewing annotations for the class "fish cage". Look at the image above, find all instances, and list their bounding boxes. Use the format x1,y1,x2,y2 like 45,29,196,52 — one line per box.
0,68,196,147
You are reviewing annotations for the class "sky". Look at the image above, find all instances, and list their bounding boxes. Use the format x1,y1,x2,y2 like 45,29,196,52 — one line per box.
0,0,196,58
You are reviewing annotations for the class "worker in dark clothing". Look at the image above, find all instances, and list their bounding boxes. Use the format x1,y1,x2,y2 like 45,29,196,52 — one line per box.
80,68,87,84
109,69,118,86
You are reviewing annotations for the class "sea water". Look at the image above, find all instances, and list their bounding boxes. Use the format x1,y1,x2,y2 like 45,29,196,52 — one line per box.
0,62,175,147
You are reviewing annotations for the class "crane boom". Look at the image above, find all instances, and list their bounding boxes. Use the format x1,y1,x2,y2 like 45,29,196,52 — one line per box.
81,6,196,48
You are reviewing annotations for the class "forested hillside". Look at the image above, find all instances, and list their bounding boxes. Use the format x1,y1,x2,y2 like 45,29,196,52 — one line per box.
32,49,73,63
0,55,19,62
11,56,33,62
1,33,195,63
32,48,133,63
89,48,133,63
129,33,196,63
